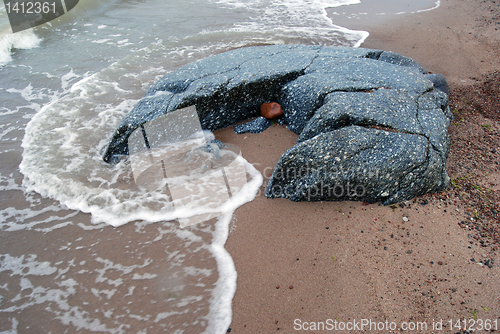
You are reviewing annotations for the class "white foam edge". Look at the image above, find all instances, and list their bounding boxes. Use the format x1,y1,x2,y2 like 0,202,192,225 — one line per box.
92,156,263,226
333,24,369,48
202,162,262,333
194,24,369,49
318,0,361,9
21,142,263,227
0,29,41,67
416,0,440,13
203,212,237,334
198,0,368,48
320,0,369,47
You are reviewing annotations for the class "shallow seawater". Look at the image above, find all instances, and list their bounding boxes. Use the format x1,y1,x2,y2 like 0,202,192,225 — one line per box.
0,0,439,332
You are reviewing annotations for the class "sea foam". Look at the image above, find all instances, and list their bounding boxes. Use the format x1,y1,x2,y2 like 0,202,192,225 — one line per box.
19,44,262,332
0,6,42,67
212,0,368,47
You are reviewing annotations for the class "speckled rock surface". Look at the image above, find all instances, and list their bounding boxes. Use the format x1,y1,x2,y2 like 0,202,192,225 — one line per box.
234,116,273,134
104,45,452,204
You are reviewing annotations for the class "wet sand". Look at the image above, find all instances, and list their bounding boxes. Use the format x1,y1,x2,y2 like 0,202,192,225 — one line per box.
360,0,500,86
226,0,500,332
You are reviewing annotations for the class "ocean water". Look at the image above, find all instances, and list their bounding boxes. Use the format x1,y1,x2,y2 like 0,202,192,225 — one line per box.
0,0,438,332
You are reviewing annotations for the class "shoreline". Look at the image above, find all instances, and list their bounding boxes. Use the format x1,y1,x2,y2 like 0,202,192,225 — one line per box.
226,0,500,332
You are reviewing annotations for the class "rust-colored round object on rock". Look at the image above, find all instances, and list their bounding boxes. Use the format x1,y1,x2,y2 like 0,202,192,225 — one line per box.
260,102,284,120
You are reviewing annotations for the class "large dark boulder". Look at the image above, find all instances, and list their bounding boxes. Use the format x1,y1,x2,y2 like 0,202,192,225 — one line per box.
103,45,452,205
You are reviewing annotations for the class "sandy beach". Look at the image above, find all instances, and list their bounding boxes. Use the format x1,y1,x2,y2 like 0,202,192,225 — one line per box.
225,0,500,332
